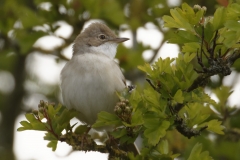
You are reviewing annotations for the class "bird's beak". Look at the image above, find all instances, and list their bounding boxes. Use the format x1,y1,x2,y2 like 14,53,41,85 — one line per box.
111,37,129,43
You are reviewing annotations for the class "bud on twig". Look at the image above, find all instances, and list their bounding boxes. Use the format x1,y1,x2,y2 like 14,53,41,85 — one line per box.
114,99,132,124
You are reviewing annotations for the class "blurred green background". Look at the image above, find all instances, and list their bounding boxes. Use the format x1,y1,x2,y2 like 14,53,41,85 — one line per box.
1,0,240,159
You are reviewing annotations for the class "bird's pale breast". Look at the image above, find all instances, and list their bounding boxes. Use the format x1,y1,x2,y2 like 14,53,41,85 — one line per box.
61,53,125,124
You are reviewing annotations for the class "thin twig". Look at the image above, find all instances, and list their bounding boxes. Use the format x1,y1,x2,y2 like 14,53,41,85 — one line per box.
221,48,232,58
211,30,219,58
146,78,157,91
149,39,166,63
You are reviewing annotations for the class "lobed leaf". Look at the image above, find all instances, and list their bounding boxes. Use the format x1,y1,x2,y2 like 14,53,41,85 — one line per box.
183,52,196,63
187,143,213,160
144,120,170,146
17,113,46,131
206,119,224,135
162,15,181,29
153,57,174,74
44,132,58,141
143,89,161,109
143,113,170,146
180,3,204,25
227,3,240,20
182,42,200,53
47,140,58,151
173,90,184,103
170,9,194,32
168,30,199,44
92,111,122,128
222,30,240,48
212,7,227,31
138,63,154,77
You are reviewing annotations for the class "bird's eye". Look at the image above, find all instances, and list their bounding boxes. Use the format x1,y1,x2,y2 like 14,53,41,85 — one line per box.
99,34,106,40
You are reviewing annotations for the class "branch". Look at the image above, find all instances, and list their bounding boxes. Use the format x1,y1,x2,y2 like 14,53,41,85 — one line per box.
227,50,240,66
32,47,70,61
146,78,158,92
148,39,166,63
174,116,208,139
59,133,110,154
175,50,240,112
210,30,219,58
18,100,137,159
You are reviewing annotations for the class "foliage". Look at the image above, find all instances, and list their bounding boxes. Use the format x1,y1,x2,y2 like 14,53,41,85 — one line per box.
187,143,212,160
17,100,79,151
17,1,240,160
1,0,172,159
0,0,232,160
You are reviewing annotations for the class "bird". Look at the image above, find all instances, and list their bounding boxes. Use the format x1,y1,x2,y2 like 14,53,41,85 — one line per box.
60,22,129,126
60,23,140,155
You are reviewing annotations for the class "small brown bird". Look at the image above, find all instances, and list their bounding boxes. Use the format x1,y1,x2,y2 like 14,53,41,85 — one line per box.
61,22,140,155
61,23,129,125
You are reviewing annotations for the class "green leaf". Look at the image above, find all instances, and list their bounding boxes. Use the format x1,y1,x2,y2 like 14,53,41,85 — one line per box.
184,52,196,63
163,3,204,31
204,23,215,44
168,30,199,44
92,111,122,128
179,103,211,127
227,3,240,20
47,140,58,151
154,57,175,74
173,90,184,103
181,3,204,25
206,119,224,135
17,113,46,131
169,9,194,32
157,140,169,154
213,86,233,106
143,88,161,109
19,121,32,129
111,128,127,139
222,30,240,48
181,3,195,15
182,42,200,53
163,15,182,29
44,132,58,141
46,105,56,120
129,89,142,109
74,125,89,135
187,143,213,160
57,108,78,126
212,7,227,31
138,63,154,76
112,127,137,144
144,113,170,146
119,135,135,144
25,113,37,122
224,20,240,31
131,109,144,126
144,120,170,146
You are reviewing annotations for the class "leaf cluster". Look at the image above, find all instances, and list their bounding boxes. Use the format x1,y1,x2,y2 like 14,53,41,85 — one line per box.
18,100,79,151
17,1,240,160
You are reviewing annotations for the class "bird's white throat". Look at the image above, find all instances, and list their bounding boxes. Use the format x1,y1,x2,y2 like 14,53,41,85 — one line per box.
90,42,118,59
